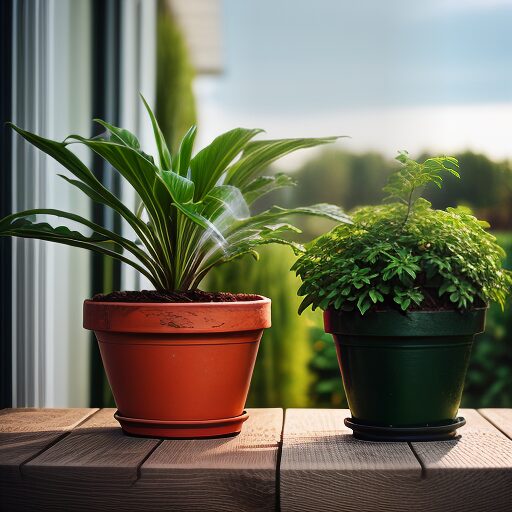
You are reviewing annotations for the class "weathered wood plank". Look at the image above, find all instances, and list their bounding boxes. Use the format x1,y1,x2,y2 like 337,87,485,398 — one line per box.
280,409,423,512
23,408,159,484
409,408,512,512
479,408,512,439
4,407,511,512
0,408,97,480
133,408,283,512
5,408,160,512
2,408,282,512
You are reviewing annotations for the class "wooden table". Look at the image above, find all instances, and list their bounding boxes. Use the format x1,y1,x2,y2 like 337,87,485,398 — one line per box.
1,408,511,511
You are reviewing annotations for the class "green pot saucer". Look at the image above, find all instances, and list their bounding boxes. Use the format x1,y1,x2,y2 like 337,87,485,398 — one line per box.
344,416,466,442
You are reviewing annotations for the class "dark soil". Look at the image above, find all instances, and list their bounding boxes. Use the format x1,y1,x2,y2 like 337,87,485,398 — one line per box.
91,289,262,303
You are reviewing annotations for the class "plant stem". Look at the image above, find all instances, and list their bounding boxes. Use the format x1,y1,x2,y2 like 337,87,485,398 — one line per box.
400,186,415,231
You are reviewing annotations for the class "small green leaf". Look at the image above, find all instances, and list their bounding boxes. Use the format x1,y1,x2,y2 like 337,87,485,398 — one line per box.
190,128,263,200
173,125,197,176
140,94,172,171
94,119,140,150
161,170,194,203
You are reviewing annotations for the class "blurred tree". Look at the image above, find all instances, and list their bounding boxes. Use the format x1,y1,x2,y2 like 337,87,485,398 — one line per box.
424,152,512,230
207,245,315,408
271,148,512,232
257,150,393,211
156,0,196,151
254,150,395,241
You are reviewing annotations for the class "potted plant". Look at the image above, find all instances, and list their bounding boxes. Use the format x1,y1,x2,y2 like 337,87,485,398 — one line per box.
293,151,512,441
1,97,349,438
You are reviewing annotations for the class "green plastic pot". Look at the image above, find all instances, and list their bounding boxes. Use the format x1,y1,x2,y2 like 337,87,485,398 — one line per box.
324,308,486,433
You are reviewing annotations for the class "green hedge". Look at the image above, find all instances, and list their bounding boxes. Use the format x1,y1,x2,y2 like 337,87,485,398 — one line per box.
462,233,512,407
207,245,315,408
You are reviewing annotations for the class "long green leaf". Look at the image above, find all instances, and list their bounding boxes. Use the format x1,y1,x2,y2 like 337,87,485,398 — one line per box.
225,136,342,188
189,128,263,200
201,185,250,228
93,119,141,150
0,210,159,286
172,202,226,244
9,124,153,247
161,170,195,203
242,173,297,205
65,135,177,276
0,208,166,279
65,136,170,228
140,94,172,171
172,125,197,176
227,204,351,236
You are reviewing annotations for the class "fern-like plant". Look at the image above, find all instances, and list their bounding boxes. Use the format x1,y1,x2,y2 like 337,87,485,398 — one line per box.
293,151,512,315
0,97,350,291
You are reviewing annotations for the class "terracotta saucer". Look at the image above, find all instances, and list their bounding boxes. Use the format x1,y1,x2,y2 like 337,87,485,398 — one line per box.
114,410,249,439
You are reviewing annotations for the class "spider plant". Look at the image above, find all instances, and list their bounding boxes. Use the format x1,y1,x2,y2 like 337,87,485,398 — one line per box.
1,96,350,291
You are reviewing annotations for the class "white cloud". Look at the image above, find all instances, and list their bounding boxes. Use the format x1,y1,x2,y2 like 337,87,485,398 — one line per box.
439,0,512,9
195,78,512,168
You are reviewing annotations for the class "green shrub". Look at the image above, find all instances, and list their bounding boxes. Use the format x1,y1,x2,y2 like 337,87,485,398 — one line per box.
294,151,512,315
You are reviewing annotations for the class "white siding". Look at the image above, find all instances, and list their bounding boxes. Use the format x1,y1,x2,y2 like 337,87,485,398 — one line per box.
10,0,158,407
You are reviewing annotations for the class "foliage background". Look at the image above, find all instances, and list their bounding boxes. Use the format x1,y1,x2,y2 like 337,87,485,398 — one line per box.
208,245,315,408
211,152,512,409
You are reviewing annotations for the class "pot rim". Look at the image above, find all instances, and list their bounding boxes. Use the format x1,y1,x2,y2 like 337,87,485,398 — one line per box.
327,305,488,314
324,306,487,337
83,295,272,333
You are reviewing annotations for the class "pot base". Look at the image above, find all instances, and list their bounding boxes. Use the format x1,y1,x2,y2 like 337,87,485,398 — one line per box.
114,410,249,439
344,416,466,442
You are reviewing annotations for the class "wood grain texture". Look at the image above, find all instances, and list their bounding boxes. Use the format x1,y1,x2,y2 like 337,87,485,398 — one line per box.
0,408,97,480
3,407,512,512
408,408,512,512
2,408,282,512
479,408,512,439
280,408,512,512
4,408,160,512
23,408,159,483
280,409,423,512
133,408,283,512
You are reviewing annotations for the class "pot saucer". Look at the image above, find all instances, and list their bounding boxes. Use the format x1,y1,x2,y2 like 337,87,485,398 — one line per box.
344,416,466,442
114,410,249,439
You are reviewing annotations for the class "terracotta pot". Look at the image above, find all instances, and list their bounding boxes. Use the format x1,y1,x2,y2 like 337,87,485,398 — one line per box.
83,296,271,438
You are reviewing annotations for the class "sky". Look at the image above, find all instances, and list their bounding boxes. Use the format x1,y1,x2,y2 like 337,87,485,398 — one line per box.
194,0,512,167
